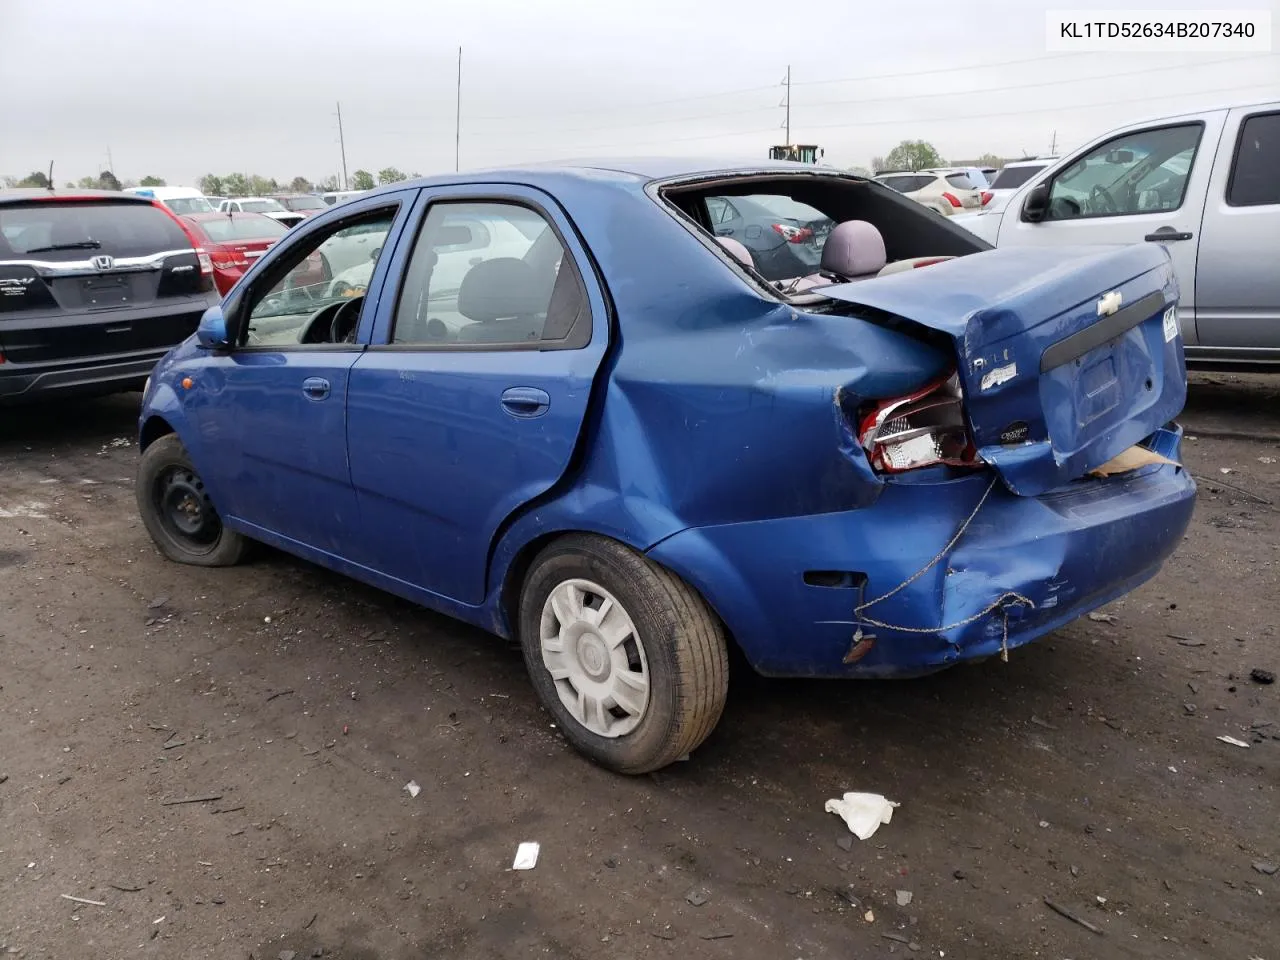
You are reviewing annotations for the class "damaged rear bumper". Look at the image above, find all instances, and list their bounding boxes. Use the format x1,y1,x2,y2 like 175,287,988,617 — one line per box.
647,425,1195,679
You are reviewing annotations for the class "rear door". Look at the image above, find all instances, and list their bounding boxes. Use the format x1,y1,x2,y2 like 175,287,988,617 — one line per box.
346,184,609,605
997,115,1225,343
0,198,210,364
1195,106,1280,351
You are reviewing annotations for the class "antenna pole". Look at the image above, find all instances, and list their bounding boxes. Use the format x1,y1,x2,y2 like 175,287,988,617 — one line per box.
337,101,349,191
784,65,791,145
455,46,463,172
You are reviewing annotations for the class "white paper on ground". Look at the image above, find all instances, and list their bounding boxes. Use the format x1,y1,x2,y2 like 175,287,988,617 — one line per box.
1217,735,1250,748
824,792,900,840
512,842,540,870
404,780,421,798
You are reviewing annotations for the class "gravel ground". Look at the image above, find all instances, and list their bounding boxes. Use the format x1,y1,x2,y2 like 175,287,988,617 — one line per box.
1,372,1277,960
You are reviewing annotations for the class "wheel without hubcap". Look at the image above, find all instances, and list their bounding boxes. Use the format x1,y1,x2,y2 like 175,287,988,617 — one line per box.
135,433,248,567
540,578,650,738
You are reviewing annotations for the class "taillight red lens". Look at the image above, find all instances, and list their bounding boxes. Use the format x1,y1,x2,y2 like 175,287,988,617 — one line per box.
911,257,952,269
858,373,981,473
941,192,962,208
771,223,814,244
980,191,994,206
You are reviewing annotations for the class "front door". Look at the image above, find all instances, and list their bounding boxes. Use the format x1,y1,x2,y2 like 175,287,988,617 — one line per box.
998,116,1223,342
346,186,609,605
186,197,411,554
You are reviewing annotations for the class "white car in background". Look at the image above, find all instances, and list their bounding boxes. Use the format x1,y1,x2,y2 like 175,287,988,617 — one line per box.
874,169,985,216
965,157,1060,221
218,197,304,228
321,190,366,206
123,185,217,215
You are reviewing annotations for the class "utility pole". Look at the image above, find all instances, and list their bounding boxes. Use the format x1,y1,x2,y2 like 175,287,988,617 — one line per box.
1050,130,1058,154
783,65,791,146
105,145,114,174
455,46,462,173
336,101,349,191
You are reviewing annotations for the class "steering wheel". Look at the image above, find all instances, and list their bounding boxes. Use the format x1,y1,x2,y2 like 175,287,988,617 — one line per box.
1089,184,1118,215
329,296,363,344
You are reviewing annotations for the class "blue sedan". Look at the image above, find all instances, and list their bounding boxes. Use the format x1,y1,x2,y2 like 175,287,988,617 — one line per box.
135,159,1195,773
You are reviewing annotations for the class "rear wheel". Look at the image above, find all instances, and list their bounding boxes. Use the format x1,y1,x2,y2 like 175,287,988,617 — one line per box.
518,535,729,773
136,434,247,567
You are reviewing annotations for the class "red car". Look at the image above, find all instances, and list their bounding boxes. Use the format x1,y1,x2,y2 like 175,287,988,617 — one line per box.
179,212,326,296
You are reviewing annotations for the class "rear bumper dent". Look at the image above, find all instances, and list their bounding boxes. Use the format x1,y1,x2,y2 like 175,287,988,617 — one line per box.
647,425,1195,678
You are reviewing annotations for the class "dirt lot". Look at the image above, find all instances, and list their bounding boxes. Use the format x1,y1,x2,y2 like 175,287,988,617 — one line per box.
2,373,1278,960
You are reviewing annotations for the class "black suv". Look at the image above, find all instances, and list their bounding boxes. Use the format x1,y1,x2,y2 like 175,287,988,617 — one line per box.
0,189,218,403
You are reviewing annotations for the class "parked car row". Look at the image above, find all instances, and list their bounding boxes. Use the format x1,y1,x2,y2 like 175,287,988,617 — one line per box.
874,169,989,216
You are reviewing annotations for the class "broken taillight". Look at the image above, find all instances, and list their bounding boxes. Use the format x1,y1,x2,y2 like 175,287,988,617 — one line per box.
771,223,814,244
858,373,982,473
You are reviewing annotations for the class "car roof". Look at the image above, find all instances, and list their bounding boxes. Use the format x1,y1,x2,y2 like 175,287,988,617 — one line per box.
1003,157,1058,167
347,157,850,201
0,188,154,205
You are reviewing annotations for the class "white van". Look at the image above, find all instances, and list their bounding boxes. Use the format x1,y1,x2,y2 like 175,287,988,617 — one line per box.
956,99,1280,367
123,186,216,216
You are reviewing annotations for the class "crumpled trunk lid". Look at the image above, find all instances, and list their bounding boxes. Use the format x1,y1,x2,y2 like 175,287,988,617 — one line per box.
821,244,1186,496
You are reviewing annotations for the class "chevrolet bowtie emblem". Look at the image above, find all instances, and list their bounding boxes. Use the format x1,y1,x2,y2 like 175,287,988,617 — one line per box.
1096,290,1123,317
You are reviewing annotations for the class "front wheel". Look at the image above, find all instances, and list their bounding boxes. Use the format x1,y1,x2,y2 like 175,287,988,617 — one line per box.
518,535,729,774
136,434,248,567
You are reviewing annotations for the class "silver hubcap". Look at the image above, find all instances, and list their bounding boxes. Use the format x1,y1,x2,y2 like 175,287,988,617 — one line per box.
539,578,650,738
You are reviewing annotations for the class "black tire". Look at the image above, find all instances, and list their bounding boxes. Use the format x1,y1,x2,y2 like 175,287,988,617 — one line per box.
518,534,729,774
136,434,248,567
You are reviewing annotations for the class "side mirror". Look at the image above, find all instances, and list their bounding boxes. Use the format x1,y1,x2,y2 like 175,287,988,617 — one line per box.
1021,182,1050,223
196,304,231,349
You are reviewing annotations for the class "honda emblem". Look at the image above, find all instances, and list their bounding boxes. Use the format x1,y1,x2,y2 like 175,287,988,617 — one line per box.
91,254,114,271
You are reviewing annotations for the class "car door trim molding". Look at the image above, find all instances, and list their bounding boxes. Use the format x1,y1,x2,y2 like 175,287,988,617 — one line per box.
1040,291,1167,372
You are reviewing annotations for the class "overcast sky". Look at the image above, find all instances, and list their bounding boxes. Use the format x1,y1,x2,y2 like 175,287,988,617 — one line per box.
2,0,1277,186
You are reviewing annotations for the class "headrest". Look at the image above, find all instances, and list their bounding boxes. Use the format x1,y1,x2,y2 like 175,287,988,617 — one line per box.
820,220,886,278
457,258,545,322
715,235,753,266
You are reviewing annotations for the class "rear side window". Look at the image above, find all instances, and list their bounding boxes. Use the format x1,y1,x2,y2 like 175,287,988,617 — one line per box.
944,173,976,189
0,202,190,259
879,175,929,193
240,200,286,213
989,164,1044,189
392,201,588,349
197,215,289,242
1228,112,1280,206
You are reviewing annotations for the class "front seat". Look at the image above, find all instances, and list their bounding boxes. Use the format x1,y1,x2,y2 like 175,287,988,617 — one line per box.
455,257,548,344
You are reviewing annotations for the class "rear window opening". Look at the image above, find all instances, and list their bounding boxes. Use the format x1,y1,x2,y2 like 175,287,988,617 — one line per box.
659,172,988,294
0,200,192,260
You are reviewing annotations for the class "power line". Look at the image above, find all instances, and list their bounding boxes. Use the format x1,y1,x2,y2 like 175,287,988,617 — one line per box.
790,52,1089,87
801,53,1275,112
469,82,778,122
402,52,1272,142
805,80,1280,131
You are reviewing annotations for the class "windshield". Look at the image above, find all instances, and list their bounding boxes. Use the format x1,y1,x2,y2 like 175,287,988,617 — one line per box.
240,199,287,213
989,164,1045,189
281,196,327,211
166,197,215,214
198,215,289,243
